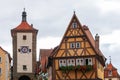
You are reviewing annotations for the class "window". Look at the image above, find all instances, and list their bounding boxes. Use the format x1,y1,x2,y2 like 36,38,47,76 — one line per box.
76,42,80,48
72,22,77,28
85,58,92,65
23,35,27,40
23,65,27,71
0,68,1,75
70,43,75,48
0,57,1,63
59,59,66,67
76,58,84,66
108,70,112,76
70,42,80,48
67,59,75,66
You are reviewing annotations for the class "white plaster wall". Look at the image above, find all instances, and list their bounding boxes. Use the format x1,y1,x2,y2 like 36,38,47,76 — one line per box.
17,33,32,73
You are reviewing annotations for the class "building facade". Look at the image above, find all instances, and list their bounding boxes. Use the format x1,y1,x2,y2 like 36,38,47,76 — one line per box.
48,12,106,80
104,60,120,80
11,10,38,80
0,47,12,80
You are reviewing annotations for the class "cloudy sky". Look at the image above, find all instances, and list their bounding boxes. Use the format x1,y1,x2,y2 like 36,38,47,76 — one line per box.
0,0,120,72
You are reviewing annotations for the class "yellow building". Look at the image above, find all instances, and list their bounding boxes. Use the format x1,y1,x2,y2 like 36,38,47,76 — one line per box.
48,12,106,80
0,47,12,80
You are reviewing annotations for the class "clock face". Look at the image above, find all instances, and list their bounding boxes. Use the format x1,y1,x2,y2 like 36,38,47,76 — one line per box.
21,46,29,53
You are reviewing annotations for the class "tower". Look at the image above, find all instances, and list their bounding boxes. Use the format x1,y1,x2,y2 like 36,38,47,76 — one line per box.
104,56,120,80
11,9,38,80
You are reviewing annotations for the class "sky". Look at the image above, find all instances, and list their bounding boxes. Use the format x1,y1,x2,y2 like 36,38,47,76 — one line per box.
0,0,120,72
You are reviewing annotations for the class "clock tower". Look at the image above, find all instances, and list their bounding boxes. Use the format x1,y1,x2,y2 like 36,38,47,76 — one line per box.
11,9,38,80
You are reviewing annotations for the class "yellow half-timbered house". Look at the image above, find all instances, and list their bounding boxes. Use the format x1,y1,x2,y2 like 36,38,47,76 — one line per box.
48,12,106,80
0,47,12,80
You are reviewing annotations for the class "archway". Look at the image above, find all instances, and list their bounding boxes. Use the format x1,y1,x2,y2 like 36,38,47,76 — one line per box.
19,75,30,80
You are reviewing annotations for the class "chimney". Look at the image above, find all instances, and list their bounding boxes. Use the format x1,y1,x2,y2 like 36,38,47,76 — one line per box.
95,34,99,50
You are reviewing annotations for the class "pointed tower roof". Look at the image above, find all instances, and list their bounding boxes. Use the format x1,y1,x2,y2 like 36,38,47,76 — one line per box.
11,9,38,33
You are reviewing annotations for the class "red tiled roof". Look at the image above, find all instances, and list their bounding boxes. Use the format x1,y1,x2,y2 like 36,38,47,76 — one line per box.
39,49,53,72
12,22,36,31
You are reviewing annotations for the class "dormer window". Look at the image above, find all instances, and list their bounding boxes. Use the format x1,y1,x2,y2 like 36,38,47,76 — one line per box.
23,35,26,40
72,22,77,28
108,70,112,76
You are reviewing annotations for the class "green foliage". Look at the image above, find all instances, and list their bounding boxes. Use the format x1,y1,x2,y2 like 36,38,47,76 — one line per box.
86,65,92,71
60,65,74,72
76,65,80,70
67,65,74,71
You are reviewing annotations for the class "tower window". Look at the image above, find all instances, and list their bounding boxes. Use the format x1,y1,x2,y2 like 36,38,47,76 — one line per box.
23,35,27,40
108,70,112,76
23,65,27,71
72,22,77,28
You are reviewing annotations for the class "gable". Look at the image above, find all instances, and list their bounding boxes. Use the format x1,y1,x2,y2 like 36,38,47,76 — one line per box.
52,13,98,58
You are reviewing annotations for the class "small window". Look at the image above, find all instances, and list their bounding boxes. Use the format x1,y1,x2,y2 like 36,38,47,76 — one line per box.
108,70,112,76
23,65,27,71
70,43,75,48
72,22,77,28
0,57,1,63
59,59,66,67
76,42,80,48
0,68,1,75
85,58,92,65
23,35,26,40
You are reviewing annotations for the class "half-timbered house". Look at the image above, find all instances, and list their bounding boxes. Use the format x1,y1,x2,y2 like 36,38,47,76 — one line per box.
48,12,106,80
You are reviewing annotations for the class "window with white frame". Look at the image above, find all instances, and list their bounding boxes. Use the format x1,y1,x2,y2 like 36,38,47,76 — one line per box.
70,42,80,48
0,68,1,75
70,43,75,48
72,22,77,28
59,59,66,67
76,58,84,66
0,57,1,63
76,42,80,48
85,58,92,65
67,59,75,66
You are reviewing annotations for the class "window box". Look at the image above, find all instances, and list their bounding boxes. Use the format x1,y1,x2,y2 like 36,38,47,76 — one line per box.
59,65,75,72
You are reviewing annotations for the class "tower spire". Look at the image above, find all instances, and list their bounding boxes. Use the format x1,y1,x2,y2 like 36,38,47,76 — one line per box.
22,8,27,22
109,56,111,63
